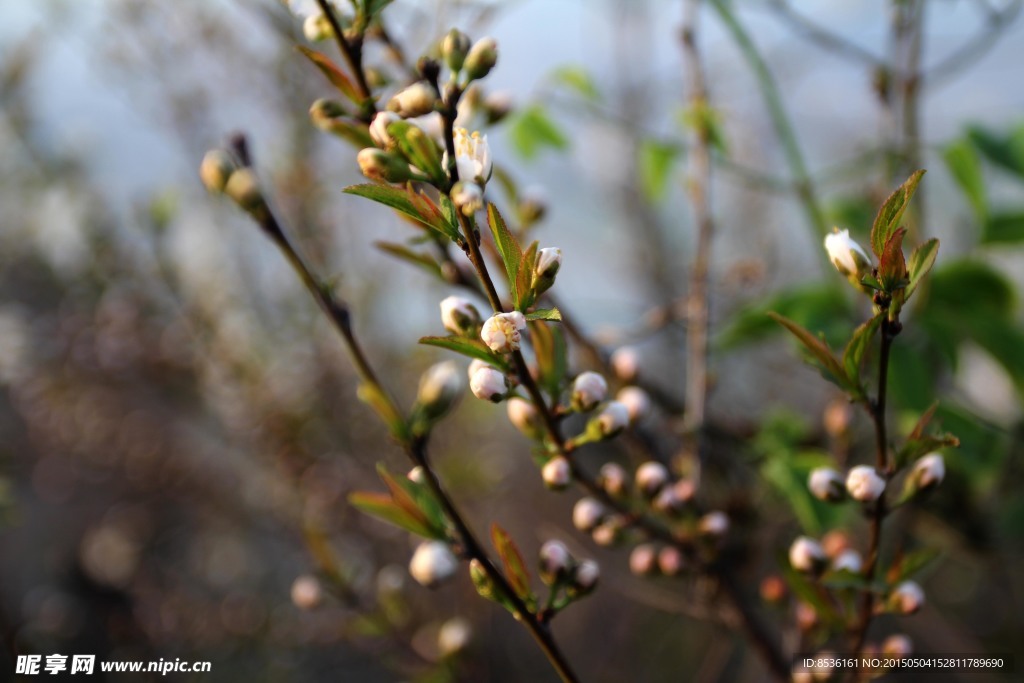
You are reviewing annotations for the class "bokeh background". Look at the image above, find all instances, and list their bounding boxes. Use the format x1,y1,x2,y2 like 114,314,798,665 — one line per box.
1,1,1022,681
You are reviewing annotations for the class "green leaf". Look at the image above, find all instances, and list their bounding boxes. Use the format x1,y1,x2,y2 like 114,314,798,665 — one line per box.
526,307,562,322
982,212,1024,244
780,562,844,626
419,336,509,371
490,523,533,604
549,65,601,101
508,104,569,160
942,139,986,221
486,203,524,307
388,120,445,184
297,46,360,103
364,0,395,20
349,491,436,537
908,401,939,441
518,240,538,310
927,259,1015,319
530,321,567,397
887,548,942,585
905,237,939,301
374,241,443,279
356,382,408,441
318,118,375,148
967,124,1024,177
877,227,909,294
870,169,925,258
638,139,682,203
842,314,881,397
716,285,852,350
344,184,461,242
768,312,852,392
377,464,444,538
896,433,960,469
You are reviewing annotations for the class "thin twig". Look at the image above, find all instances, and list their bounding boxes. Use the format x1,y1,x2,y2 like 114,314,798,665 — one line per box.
765,0,885,68
925,0,1023,87
314,0,374,117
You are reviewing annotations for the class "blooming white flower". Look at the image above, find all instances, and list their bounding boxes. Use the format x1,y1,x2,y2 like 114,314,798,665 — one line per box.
480,311,526,353
571,559,599,594
824,228,871,278
635,461,669,497
535,247,562,278
369,111,400,148
698,511,729,538
388,82,436,118
789,536,826,573
538,540,571,583
440,296,480,335
846,465,886,502
447,127,492,185
808,467,846,502
890,581,925,614
417,361,462,417
290,575,323,610
596,401,630,437
451,181,484,216
616,386,650,423
469,364,507,402
911,452,945,490
571,371,608,411
409,541,458,587
572,497,605,533
610,346,640,381
832,549,863,574
542,456,572,490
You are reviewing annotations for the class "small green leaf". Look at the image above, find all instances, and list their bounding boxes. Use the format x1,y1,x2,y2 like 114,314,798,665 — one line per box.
768,312,852,392
842,314,882,397
530,321,567,398
888,548,942,585
486,203,524,307
870,169,925,258
364,0,395,21
942,139,986,221
297,46,360,103
509,104,569,160
780,561,844,626
490,523,533,604
905,237,939,300
877,227,908,293
374,241,443,279
377,464,444,538
982,212,1024,244
356,382,408,441
518,240,538,310
638,139,682,202
967,124,1024,177
549,65,601,101
896,433,960,468
526,307,562,322
344,184,461,242
419,336,510,371
388,120,445,184
909,401,939,441
716,285,852,350
349,491,435,537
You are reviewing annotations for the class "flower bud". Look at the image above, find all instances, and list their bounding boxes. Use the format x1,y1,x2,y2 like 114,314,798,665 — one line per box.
463,37,498,80
591,518,622,547
291,574,323,610
890,580,924,615
910,453,945,491
224,168,266,213
451,181,484,216
357,148,414,183
598,463,628,498
303,13,333,42
846,465,886,502
538,539,572,584
388,81,437,118
480,311,526,353
571,371,607,412
199,149,237,194
506,397,542,438
795,602,818,631
673,478,697,504
789,536,826,574
657,546,684,576
409,541,458,587
416,360,462,420
438,617,472,657
698,511,729,538
535,247,562,279
572,497,605,533
309,98,347,129
616,386,650,423
611,346,640,382
824,228,871,280
595,401,629,437
759,575,787,604
823,399,851,437
369,110,401,148
442,28,471,72
469,364,507,402
408,466,426,485
808,467,845,502
635,461,669,498
821,530,851,559
630,544,658,576
832,549,863,574
569,559,599,595
542,456,572,490
469,558,495,600
440,296,481,336
881,634,912,658
652,486,682,515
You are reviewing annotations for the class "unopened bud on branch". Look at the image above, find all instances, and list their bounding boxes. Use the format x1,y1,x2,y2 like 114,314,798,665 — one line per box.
910,453,945,491
824,228,871,280
451,181,484,216
572,497,605,533
808,467,846,502
846,465,886,502
442,29,471,72
538,539,572,585
890,581,925,615
789,536,826,574
199,149,237,194
357,148,415,183
571,372,607,412
369,111,401,148
409,541,458,588
440,296,481,336
635,461,669,498
463,37,498,81
468,361,507,402
388,82,437,118
224,168,266,213
542,456,572,490
416,361,462,420
480,311,526,353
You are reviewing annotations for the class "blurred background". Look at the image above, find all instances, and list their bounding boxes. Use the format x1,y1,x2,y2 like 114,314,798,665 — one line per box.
1,0,1022,680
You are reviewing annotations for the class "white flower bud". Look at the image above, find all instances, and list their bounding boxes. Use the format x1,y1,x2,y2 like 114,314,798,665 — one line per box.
224,168,265,213
698,511,729,538
480,312,526,353
789,536,826,573
571,371,607,411
357,147,414,183
290,574,323,610
506,397,542,438
542,456,572,490
199,149,237,194
890,581,924,614
417,360,462,419
445,127,492,185
538,539,572,584
832,549,863,574
388,81,437,118
652,486,682,514
451,181,484,216
442,28,471,72
673,478,697,503
635,461,669,498
369,111,401,148
616,386,650,423
808,467,846,502
657,546,684,576
598,462,629,498
595,401,629,437
303,13,333,42
824,228,871,279
881,634,912,658
630,544,658,576
572,497,605,533
911,453,945,491
570,559,599,595
846,465,886,502
591,519,621,547
409,541,458,587
438,617,472,657
407,466,426,485
469,365,507,402
610,347,640,381
463,37,498,80
440,296,481,336
535,247,562,279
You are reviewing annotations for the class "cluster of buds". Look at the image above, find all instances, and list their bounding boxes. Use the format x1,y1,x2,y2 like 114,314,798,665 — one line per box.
628,543,688,577
200,149,269,216
409,540,459,588
538,540,599,597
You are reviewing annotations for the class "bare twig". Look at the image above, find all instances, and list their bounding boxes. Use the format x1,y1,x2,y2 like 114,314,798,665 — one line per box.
925,0,1023,87
765,0,886,68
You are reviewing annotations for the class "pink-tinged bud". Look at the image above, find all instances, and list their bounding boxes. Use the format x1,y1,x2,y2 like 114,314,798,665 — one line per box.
407,466,426,484
890,581,924,615
846,465,886,502
789,536,826,573
911,453,945,491
535,247,562,279
636,461,669,498
291,574,323,610
388,81,437,118
571,371,607,412
808,467,845,502
598,463,629,498
616,386,650,423
538,539,572,584
698,511,729,538
629,544,658,576
440,296,481,336
542,456,572,490
357,148,414,183
881,634,912,658
591,518,622,547
572,497,605,533
759,575,787,604
369,111,401,148
451,181,484,216
506,397,543,438
652,486,682,514
469,364,507,402
570,559,599,595
595,401,629,437
821,530,851,558
610,346,640,381
438,617,472,656
480,312,526,353
657,546,684,576
673,478,697,503
199,149,237,194
824,228,871,279
463,37,498,80
409,541,458,587
795,602,818,630
832,549,863,574
417,360,462,419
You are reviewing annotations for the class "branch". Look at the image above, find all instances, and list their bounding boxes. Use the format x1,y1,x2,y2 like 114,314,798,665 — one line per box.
765,0,885,68
925,0,1023,87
